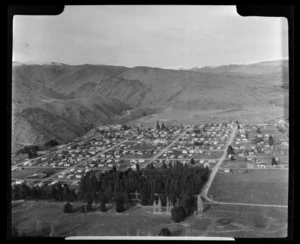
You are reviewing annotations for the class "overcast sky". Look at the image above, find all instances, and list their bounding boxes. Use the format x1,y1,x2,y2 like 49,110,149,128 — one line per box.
13,5,288,69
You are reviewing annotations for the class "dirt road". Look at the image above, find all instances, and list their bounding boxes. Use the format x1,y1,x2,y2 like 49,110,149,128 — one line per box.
200,124,238,201
212,201,288,208
140,129,189,169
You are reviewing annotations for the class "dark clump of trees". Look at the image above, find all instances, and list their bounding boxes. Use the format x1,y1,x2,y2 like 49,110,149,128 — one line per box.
76,161,210,216
227,145,235,155
122,124,131,131
16,145,40,159
81,205,87,213
63,202,73,213
171,205,186,223
12,182,77,202
271,156,278,166
44,140,59,148
77,161,209,208
171,194,197,223
156,121,161,130
256,127,262,134
190,158,195,165
194,141,203,146
115,192,126,212
99,194,107,212
159,228,171,236
268,135,274,146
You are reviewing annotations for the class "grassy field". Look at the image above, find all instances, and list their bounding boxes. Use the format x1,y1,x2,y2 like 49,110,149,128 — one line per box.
200,203,288,238
12,201,173,237
11,200,288,238
12,168,63,179
208,169,288,205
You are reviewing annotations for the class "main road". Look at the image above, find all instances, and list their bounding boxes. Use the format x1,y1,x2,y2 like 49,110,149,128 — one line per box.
200,123,238,201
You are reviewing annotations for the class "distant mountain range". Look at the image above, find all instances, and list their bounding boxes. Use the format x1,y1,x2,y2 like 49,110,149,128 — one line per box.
12,60,289,152
188,59,289,75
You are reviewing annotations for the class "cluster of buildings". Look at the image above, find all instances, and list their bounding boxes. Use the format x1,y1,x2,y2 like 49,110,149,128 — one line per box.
221,122,289,172
12,120,288,186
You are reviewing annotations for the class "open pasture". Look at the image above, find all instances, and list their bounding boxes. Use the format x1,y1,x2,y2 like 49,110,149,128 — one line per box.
208,169,288,206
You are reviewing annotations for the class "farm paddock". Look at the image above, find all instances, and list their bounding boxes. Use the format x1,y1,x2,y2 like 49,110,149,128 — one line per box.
208,169,288,206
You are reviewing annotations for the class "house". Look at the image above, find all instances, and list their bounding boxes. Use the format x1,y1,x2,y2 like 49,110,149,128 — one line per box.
224,168,230,173
257,163,266,168
204,162,210,168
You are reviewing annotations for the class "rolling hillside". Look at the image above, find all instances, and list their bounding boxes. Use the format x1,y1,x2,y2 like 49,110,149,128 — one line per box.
12,60,289,152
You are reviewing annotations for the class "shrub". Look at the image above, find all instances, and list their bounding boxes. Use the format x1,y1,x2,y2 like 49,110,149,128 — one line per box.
100,195,107,212
171,206,186,223
86,202,93,212
159,228,172,236
181,195,196,216
115,192,125,213
45,140,59,148
80,205,86,213
63,202,73,213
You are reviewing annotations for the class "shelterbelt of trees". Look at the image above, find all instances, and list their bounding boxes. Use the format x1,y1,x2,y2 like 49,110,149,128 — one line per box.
12,161,210,220
15,140,60,159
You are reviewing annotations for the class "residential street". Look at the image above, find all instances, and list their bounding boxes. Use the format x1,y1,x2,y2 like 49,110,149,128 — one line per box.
140,128,190,169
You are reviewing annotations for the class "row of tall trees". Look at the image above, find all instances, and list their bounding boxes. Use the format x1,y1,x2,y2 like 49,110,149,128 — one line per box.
156,121,166,130
12,183,77,202
77,161,210,212
16,140,60,159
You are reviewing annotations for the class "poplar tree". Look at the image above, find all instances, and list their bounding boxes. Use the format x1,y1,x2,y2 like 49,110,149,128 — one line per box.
166,197,170,213
156,121,160,130
157,197,162,213
197,195,203,214
153,199,157,213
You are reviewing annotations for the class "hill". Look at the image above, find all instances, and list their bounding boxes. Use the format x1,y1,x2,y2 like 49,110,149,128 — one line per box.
12,60,289,152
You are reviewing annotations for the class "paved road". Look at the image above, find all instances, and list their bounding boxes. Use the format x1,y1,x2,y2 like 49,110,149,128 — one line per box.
200,124,238,201
140,129,190,169
212,201,288,208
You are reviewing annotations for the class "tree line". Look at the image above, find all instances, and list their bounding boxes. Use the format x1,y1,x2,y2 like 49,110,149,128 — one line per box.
16,140,59,159
77,161,210,209
12,182,77,202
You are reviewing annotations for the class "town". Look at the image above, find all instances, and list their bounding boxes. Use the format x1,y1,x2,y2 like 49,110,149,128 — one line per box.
12,119,289,191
